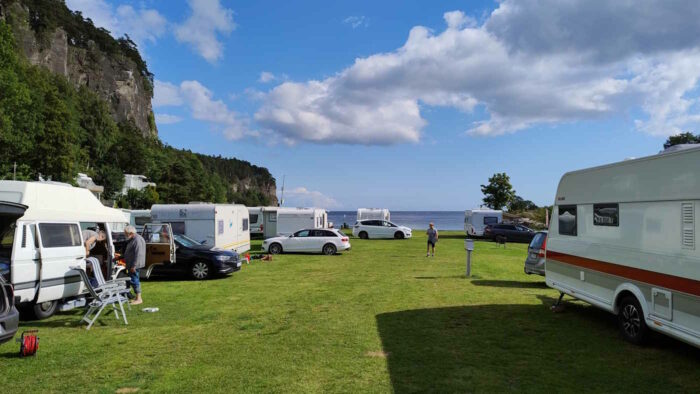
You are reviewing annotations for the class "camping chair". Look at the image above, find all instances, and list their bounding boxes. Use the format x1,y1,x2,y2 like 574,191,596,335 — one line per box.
86,257,131,310
72,265,129,330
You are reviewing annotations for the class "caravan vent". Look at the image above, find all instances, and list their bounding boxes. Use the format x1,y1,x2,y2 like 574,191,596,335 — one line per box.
682,202,695,250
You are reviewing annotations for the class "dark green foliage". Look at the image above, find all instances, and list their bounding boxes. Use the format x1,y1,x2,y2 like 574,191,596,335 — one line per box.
0,21,276,207
508,195,538,212
480,172,516,210
663,132,699,149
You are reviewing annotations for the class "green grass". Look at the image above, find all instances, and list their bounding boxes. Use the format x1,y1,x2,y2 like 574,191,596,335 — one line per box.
1,231,699,393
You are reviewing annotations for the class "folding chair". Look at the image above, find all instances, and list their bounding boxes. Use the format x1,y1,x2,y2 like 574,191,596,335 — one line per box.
86,257,131,310
72,266,129,330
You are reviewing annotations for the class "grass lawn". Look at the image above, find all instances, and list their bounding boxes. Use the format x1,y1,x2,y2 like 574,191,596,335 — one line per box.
1,231,699,393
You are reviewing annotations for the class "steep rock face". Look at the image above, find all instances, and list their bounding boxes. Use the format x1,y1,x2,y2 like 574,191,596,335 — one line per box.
1,2,156,137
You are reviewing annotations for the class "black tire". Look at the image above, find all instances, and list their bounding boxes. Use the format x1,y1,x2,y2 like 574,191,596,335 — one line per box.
617,295,649,345
359,231,368,239
322,243,337,255
31,300,58,320
394,231,405,239
269,243,283,254
191,261,212,280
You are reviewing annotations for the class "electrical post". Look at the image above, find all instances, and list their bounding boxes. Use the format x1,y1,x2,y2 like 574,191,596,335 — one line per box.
464,238,474,277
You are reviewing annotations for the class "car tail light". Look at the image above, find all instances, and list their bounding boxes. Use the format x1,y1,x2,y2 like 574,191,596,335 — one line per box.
260,224,264,231
341,237,349,242
538,236,547,258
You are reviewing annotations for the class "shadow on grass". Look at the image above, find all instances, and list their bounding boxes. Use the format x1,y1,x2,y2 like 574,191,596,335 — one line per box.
471,279,547,289
414,275,468,280
376,300,700,393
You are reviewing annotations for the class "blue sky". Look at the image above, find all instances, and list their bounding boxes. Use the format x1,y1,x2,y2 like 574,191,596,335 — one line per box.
66,0,699,210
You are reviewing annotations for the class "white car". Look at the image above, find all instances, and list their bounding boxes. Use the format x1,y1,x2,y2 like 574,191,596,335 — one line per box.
262,228,351,255
352,220,412,239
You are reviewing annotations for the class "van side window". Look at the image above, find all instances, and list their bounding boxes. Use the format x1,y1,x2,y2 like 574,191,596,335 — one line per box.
39,223,81,247
249,214,258,223
593,203,619,226
558,205,577,236
242,218,249,231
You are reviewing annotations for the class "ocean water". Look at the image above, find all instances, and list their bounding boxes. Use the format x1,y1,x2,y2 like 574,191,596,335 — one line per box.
328,211,465,231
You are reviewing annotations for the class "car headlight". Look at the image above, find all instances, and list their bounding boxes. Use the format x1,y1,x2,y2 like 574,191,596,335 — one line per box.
214,255,231,262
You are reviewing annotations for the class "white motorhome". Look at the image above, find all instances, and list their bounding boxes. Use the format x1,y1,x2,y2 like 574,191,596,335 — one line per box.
247,207,263,236
357,208,390,222
0,181,127,319
261,207,328,238
150,203,250,253
546,145,700,348
464,209,502,236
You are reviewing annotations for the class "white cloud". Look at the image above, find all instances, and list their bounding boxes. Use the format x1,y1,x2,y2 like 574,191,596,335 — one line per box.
259,71,275,83
66,0,166,50
281,187,340,209
343,16,368,29
155,113,183,124
256,1,700,144
175,0,235,63
153,80,183,107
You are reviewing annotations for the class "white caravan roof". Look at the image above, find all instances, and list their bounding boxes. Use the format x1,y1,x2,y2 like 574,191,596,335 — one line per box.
263,207,326,214
151,204,245,220
466,209,502,214
557,145,700,205
0,181,127,223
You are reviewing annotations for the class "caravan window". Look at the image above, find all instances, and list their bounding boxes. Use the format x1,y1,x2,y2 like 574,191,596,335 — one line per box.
134,216,152,226
593,204,619,227
484,216,499,225
39,223,81,248
242,218,249,231
558,205,577,236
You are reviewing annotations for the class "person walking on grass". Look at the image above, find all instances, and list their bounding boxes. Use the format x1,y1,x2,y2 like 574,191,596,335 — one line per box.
123,225,146,305
426,222,438,257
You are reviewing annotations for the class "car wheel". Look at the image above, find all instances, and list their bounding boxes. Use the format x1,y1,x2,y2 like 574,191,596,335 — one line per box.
618,295,649,345
322,243,337,255
191,261,211,280
394,231,405,239
269,243,283,254
359,231,368,239
31,300,58,320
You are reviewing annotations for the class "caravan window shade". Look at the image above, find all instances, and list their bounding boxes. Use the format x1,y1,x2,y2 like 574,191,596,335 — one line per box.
39,223,81,248
242,218,249,231
558,205,577,236
593,204,619,226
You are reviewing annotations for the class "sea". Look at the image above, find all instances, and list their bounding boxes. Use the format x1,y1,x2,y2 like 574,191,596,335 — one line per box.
328,211,465,231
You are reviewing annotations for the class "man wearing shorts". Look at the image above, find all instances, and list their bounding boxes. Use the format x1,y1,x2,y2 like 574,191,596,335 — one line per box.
426,222,438,257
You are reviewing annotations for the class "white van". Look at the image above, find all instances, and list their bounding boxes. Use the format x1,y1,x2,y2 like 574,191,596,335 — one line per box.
247,207,263,236
546,145,700,348
150,203,250,254
357,208,390,222
464,209,502,236
261,207,328,238
0,181,127,319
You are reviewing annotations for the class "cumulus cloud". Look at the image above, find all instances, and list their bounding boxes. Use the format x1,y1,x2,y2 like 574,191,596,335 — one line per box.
282,187,340,209
175,0,236,63
256,0,700,144
154,79,254,139
155,114,183,125
259,71,275,83
66,0,166,50
343,16,368,29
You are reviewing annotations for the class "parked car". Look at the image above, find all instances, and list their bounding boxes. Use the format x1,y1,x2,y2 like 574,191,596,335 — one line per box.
262,229,351,255
0,268,19,344
524,231,547,276
352,220,412,239
484,223,536,243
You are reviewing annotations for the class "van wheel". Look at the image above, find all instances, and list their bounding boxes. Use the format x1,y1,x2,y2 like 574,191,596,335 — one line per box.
191,261,211,280
359,231,368,239
394,231,405,239
269,243,283,254
322,243,337,255
618,295,648,345
31,300,58,320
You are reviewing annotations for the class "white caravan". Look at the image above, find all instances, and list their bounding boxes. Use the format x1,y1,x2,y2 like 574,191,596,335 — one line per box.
261,207,328,238
464,209,502,236
357,208,390,222
546,145,700,348
150,203,250,254
0,181,127,319
122,209,152,232
247,207,264,236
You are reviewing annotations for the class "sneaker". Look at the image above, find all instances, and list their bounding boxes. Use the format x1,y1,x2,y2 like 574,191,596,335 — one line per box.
426,253,429,257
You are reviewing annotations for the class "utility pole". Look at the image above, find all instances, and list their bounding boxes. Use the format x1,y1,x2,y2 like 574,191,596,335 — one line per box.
13,162,16,180
279,175,285,207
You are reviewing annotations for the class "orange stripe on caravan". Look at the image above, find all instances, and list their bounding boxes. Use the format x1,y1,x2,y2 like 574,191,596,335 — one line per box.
547,251,700,297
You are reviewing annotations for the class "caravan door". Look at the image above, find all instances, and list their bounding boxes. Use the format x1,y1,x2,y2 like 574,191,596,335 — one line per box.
142,223,175,277
35,222,85,303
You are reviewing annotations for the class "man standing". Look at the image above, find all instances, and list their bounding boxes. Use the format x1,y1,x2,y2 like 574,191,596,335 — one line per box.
426,222,438,257
123,225,146,305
